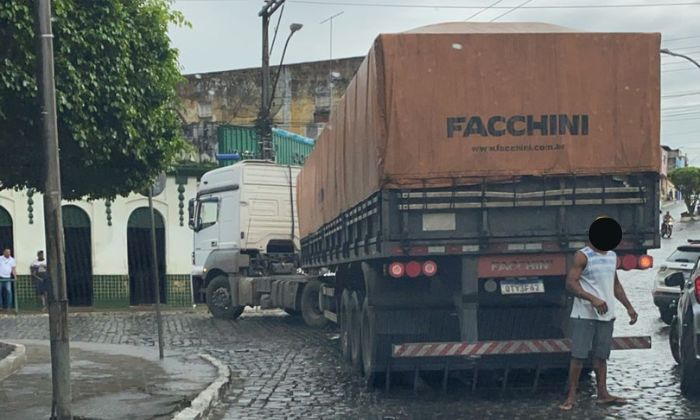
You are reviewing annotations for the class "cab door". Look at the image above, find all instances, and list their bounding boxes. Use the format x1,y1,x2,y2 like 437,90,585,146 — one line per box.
193,196,220,269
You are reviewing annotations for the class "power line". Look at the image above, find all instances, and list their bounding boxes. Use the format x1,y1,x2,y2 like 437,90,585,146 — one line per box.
664,67,700,74
464,0,506,21
178,0,700,8
289,1,700,9
665,35,700,42
663,91,700,98
490,0,534,21
269,3,286,57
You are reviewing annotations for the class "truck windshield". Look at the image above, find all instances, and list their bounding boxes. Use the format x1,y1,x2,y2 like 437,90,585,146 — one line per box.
197,199,219,231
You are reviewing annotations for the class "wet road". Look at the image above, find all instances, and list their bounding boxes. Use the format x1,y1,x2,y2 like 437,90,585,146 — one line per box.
2,202,700,419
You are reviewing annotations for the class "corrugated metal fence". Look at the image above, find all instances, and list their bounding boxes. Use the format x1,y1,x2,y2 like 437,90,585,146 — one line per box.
217,125,314,166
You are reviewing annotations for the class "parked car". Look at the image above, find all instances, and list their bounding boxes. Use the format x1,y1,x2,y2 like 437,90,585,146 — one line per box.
653,241,700,324
666,265,700,396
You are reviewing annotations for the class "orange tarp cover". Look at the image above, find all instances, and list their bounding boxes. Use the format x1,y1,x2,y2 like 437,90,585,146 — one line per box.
297,22,661,238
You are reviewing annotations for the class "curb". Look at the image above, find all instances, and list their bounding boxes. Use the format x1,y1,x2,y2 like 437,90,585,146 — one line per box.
0,341,27,381
172,353,232,420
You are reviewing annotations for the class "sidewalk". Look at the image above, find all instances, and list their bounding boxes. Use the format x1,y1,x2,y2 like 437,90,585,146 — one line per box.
0,339,216,420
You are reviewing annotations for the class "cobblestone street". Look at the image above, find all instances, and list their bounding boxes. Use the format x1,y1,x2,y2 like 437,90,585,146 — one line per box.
1,205,699,419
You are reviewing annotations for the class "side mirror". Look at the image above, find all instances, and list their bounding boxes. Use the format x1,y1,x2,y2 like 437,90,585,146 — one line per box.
188,199,196,230
665,271,685,288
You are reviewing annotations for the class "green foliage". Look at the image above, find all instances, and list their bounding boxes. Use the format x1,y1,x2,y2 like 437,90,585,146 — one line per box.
0,0,187,199
669,166,700,214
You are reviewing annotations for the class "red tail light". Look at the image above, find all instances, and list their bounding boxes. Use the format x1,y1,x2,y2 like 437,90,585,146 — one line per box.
695,276,700,303
638,255,653,270
422,260,438,277
406,261,422,278
621,255,638,271
389,262,405,278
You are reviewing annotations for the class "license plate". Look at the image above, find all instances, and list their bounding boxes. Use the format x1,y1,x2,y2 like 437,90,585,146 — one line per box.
500,279,545,295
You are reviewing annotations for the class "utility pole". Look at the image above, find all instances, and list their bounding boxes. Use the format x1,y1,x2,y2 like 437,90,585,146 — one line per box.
148,187,165,360
37,0,72,419
258,0,286,161
321,11,343,108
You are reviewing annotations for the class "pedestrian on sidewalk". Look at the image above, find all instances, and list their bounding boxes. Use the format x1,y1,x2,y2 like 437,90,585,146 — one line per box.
0,247,17,312
559,217,638,411
30,250,49,311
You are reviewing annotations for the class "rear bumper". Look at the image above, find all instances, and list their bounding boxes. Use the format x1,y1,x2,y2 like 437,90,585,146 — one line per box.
392,336,651,359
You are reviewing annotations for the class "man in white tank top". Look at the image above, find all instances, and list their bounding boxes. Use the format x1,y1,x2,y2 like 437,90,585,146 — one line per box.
560,217,638,411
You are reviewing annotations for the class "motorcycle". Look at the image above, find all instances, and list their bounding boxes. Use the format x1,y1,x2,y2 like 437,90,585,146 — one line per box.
662,221,674,239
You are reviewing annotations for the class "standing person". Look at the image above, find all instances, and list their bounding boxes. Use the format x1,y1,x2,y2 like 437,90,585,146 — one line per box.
559,217,638,411
0,247,16,312
30,250,49,311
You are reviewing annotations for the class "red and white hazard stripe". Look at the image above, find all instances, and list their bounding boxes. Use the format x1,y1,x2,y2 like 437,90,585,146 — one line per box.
392,336,651,358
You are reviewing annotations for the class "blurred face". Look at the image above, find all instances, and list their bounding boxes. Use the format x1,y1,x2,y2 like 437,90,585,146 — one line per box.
2,249,10,258
38,252,45,261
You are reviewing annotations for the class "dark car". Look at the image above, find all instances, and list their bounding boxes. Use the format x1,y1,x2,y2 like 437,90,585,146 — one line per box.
654,242,700,324
665,256,700,396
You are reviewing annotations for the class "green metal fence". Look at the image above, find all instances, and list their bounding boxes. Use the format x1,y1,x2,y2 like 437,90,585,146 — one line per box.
217,125,315,166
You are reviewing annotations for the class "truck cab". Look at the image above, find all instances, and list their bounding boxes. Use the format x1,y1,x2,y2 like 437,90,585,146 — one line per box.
189,161,301,307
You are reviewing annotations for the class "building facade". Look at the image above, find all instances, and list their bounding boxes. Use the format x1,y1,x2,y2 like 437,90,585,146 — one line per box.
177,56,364,162
662,145,689,201
0,175,197,311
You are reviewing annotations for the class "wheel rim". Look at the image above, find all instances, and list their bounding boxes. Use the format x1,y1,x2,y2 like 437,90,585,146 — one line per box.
211,287,230,312
309,288,323,317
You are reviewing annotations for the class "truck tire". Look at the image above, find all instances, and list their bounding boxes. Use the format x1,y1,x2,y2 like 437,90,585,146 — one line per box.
361,297,382,386
301,279,329,329
340,290,352,362
205,275,244,320
680,322,700,396
350,291,363,373
660,308,675,325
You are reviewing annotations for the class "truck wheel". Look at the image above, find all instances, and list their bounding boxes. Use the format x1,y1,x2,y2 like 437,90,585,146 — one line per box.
301,279,329,329
350,291,363,373
680,323,700,396
660,308,675,325
361,297,383,386
205,275,244,319
670,316,681,364
340,290,352,362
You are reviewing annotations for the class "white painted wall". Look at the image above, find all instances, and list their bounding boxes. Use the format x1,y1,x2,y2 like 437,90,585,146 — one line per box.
0,176,198,276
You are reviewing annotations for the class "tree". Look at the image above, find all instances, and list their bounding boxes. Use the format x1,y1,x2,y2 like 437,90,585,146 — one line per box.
0,0,187,199
669,166,700,215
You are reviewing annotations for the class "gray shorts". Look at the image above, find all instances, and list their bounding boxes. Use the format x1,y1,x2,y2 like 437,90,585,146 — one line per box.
570,317,614,360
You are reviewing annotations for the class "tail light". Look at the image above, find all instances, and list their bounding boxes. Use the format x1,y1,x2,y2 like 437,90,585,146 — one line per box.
406,261,422,278
389,262,405,278
695,276,700,303
621,255,638,270
422,260,438,277
638,255,653,270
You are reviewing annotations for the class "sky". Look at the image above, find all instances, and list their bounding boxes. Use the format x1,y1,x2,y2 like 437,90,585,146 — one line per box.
169,0,700,165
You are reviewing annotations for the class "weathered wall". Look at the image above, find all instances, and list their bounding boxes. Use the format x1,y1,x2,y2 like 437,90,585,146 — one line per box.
177,56,365,160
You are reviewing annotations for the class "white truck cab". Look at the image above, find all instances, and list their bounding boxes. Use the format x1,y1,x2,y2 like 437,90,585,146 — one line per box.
189,160,302,305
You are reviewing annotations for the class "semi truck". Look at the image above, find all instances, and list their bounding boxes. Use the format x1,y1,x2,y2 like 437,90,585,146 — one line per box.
190,22,660,387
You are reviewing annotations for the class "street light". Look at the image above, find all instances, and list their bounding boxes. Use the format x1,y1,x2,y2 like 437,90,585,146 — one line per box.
661,48,700,70
268,23,303,112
